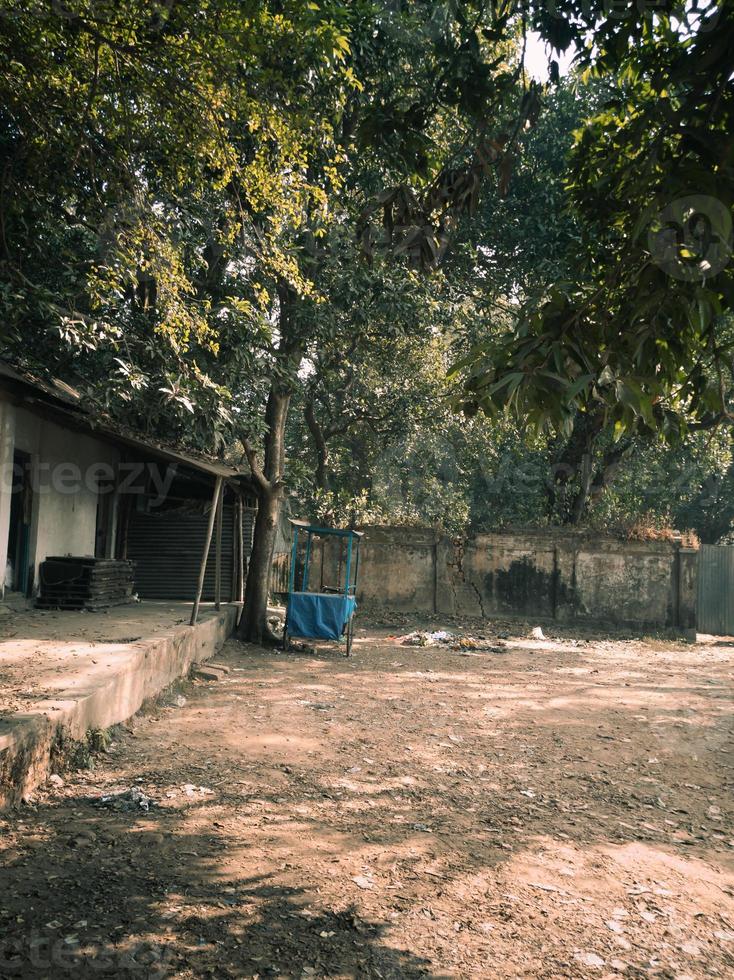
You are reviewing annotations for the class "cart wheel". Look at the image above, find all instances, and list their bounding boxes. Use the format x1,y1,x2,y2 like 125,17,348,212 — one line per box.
345,616,354,657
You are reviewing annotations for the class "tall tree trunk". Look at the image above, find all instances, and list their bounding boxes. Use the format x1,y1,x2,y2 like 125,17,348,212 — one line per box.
568,446,595,525
551,412,632,525
239,480,283,642
238,387,292,642
238,284,302,642
547,411,605,523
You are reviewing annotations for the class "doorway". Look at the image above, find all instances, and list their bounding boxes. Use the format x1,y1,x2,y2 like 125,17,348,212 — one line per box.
5,450,33,595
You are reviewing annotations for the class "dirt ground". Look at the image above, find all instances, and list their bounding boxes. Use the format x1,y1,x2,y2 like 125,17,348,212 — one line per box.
1,615,733,979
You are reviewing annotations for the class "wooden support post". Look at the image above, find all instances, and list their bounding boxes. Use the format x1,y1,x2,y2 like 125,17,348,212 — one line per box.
190,476,223,627
230,491,238,603
117,494,131,561
237,495,245,625
214,484,223,611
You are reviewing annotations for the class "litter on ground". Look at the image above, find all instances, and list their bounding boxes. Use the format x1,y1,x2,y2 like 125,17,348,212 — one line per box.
398,629,506,652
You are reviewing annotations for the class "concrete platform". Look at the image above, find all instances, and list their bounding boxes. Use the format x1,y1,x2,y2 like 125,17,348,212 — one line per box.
0,601,238,808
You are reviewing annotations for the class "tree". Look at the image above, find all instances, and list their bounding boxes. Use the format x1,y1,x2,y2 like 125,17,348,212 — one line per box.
283,61,734,537
295,331,454,520
461,1,734,450
232,1,532,641
0,0,354,443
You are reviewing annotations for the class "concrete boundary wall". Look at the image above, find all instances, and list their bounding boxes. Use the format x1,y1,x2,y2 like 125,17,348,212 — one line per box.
0,605,237,809
336,526,697,631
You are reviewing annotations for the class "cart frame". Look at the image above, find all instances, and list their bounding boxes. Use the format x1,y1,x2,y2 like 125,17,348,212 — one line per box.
283,520,362,656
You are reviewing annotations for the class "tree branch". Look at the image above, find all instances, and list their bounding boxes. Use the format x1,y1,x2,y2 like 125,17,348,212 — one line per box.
242,437,269,492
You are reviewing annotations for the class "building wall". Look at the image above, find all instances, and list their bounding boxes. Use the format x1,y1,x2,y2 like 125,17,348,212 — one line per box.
347,525,698,631
310,526,436,611
0,402,120,594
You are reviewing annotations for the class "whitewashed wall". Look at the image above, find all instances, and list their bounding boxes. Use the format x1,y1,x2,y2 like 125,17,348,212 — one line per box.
0,402,120,595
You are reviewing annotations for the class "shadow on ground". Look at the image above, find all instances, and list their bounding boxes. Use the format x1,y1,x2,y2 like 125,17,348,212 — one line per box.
2,629,734,978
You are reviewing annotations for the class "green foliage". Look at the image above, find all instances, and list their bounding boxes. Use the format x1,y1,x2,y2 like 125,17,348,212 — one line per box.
0,0,534,457
461,1,734,443
0,0,356,444
285,59,734,540
3,0,733,549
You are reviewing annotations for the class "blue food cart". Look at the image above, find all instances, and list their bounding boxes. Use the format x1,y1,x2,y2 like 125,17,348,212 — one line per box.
283,520,362,656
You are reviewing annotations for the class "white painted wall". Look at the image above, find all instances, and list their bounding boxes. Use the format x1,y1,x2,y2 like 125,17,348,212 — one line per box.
1,405,121,593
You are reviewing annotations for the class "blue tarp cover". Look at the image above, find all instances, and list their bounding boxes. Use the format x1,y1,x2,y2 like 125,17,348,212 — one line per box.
286,592,357,641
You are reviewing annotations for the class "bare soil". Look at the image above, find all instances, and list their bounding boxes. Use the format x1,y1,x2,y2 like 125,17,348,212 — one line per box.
1,617,733,978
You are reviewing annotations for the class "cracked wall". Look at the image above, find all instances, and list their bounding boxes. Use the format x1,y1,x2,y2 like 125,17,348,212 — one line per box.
345,525,696,630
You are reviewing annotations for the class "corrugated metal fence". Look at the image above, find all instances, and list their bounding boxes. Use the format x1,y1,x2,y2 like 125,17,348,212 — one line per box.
697,544,734,635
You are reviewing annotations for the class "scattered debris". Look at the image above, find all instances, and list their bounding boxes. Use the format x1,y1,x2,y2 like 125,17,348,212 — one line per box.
95,786,156,811
400,630,453,647
286,640,317,654
531,626,546,640
398,629,506,653
47,773,64,788
297,700,335,711
183,783,214,796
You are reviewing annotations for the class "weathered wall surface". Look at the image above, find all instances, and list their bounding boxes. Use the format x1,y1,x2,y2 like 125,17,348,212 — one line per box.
350,525,698,631
17,407,120,575
315,526,436,612
355,526,436,612
1,403,120,592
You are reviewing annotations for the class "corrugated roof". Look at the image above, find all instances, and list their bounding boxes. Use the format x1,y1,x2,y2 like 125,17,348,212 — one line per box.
0,360,249,481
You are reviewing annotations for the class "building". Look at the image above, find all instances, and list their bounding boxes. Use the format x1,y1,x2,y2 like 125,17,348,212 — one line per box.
0,362,255,606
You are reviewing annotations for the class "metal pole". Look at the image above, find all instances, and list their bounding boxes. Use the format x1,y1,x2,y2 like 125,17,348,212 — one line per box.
288,527,298,594
214,484,223,611
353,539,360,597
344,534,353,598
190,476,223,626
303,531,312,592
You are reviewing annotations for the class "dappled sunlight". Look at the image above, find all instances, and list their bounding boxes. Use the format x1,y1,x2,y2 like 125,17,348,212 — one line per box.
2,624,733,976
